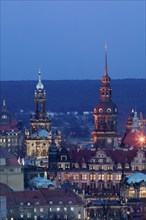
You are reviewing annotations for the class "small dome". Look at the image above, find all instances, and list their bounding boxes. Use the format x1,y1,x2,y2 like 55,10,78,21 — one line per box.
127,172,146,184
31,129,51,137
36,69,44,90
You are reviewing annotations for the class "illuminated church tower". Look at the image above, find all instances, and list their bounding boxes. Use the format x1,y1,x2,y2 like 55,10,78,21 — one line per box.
25,70,52,159
92,45,118,148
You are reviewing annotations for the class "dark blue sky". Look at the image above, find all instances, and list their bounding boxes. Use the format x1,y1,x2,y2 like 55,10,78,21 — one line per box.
1,1,145,80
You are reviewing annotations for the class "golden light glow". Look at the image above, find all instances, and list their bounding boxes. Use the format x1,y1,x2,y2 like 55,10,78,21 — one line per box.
139,136,145,143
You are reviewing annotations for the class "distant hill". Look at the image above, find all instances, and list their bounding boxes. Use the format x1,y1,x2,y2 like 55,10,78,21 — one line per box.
0,79,146,130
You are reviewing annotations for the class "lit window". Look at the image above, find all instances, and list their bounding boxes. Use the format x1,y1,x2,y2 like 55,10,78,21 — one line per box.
34,208,37,212
40,208,43,212
65,173,70,180
64,207,67,211
99,166,104,170
20,214,24,218
57,208,60,211
90,174,96,181
68,201,72,204
98,174,104,180
107,166,112,170
139,187,146,198
59,201,63,204
73,174,79,180
71,207,74,211
27,213,31,218
81,174,87,180
49,201,53,204
27,203,30,206
129,187,135,198
107,174,113,181
78,213,81,219
115,174,121,181
117,163,122,169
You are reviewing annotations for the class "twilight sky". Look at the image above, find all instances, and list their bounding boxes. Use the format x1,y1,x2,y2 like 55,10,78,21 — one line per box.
1,1,145,80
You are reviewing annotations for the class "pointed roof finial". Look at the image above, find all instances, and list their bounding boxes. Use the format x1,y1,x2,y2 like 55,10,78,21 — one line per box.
104,42,108,76
3,100,6,106
38,68,42,82
2,100,7,112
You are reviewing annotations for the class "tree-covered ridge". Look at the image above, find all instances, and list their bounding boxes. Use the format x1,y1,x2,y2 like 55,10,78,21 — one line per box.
0,79,146,115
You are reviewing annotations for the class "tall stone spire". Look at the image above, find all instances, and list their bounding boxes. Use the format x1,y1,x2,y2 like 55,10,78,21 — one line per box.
93,44,118,149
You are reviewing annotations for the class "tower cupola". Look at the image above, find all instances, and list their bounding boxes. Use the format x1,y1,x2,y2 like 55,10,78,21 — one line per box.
36,69,44,90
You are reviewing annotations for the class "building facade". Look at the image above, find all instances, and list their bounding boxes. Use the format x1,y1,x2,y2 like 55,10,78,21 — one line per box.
0,183,85,220
0,100,24,155
0,148,24,191
51,148,146,193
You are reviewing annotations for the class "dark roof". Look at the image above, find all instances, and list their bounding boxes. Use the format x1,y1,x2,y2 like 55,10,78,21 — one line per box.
68,148,138,165
106,149,138,165
123,130,143,147
69,149,96,165
0,148,20,166
0,119,18,132
0,183,84,207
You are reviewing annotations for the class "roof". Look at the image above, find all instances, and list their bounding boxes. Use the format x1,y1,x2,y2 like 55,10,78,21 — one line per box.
127,172,146,184
69,149,96,166
31,129,51,137
40,189,83,206
123,130,143,147
0,148,20,166
0,119,18,132
0,183,84,207
106,149,138,165
31,177,54,187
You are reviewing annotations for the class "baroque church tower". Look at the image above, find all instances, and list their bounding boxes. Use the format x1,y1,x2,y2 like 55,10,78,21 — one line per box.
25,70,52,160
92,45,118,148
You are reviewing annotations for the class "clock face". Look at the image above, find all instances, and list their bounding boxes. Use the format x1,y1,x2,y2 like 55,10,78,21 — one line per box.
99,108,103,113
107,108,111,113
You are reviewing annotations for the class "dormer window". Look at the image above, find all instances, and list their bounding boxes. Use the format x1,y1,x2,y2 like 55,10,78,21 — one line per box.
117,163,122,169
82,163,87,169
61,155,67,161
75,163,79,168
125,163,130,169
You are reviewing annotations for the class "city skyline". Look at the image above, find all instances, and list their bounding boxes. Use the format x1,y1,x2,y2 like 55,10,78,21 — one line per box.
1,1,145,80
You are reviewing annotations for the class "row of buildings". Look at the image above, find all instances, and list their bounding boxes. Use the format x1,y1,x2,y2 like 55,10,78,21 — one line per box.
0,46,146,219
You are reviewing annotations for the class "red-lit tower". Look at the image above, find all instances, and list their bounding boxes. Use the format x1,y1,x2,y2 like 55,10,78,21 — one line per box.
92,44,118,148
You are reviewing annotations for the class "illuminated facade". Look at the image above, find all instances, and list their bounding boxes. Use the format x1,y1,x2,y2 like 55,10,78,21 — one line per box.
25,70,61,160
92,45,118,148
0,100,24,154
0,148,24,191
49,148,146,192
